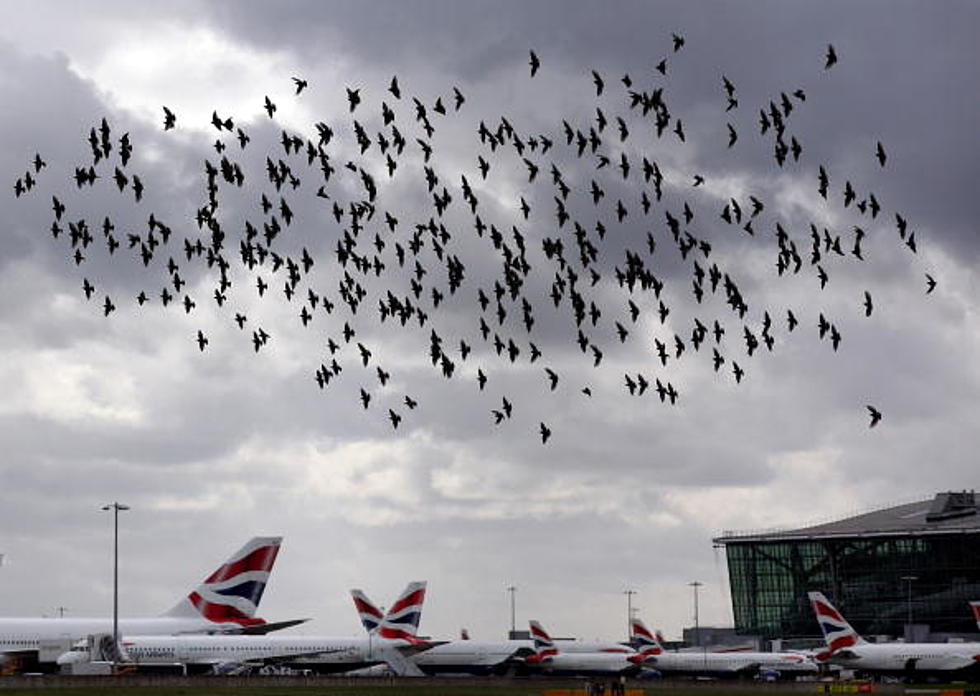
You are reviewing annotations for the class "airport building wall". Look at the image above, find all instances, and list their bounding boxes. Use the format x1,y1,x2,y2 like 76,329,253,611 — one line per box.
714,491,980,642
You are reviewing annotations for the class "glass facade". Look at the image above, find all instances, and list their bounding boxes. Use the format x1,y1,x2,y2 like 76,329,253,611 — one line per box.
724,533,980,640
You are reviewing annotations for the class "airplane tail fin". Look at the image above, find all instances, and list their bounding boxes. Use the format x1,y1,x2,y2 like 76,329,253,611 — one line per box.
807,591,865,659
377,581,427,642
350,589,385,634
162,536,281,627
630,617,663,657
970,601,980,630
527,620,559,663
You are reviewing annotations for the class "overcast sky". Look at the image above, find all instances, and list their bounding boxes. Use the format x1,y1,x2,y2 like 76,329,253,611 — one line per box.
1,0,978,644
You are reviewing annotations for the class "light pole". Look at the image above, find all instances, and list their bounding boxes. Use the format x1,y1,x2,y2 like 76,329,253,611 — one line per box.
624,589,637,641
507,585,517,637
102,502,129,672
901,575,917,641
689,581,703,649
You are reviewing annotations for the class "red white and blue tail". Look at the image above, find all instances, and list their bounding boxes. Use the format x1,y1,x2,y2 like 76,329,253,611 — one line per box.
163,536,281,627
350,589,385,634
378,581,427,642
527,620,559,663
970,601,980,630
807,591,866,659
629,617,663,657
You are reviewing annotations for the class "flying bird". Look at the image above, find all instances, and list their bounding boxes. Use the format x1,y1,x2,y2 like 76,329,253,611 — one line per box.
825,44,838,69
539,422,552,444
529,50,540,77
866,404,882,428
875,141,887,167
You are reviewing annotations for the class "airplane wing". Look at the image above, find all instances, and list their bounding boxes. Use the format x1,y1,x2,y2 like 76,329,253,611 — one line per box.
395,640,448,656
230,619,311,635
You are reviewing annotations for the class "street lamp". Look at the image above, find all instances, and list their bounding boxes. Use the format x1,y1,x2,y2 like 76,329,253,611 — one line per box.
900,575,917,641
507,585,517,637
624,589,637,641
102,502,129,672
689,581,703,650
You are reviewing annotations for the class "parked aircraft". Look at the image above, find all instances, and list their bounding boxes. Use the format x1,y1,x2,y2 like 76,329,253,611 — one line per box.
0,537,299,670
629,617,760,677
349,586,632,675
523,620,642,677
58,581,435,675
809,591,980,677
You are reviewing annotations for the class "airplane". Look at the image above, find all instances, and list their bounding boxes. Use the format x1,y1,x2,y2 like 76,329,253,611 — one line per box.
970,601,980,631
349,585,633,675
523,620,644,677
58,581,436,675
629,617,763,678
0,537,299,671
633,618,816,679
809,591,980,677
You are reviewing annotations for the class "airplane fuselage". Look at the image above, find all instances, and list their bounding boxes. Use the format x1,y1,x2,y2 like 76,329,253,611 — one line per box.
826,642,980,675
0,616,243,660
60,634,410,674
533,651,639,676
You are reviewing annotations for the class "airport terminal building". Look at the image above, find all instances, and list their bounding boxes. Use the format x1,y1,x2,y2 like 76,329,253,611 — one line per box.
713,491,980,643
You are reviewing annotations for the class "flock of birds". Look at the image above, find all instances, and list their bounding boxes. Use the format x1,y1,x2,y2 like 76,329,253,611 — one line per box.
12,37,934,442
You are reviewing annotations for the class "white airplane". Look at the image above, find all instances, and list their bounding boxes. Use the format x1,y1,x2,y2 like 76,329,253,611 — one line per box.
523,620,643,677
809,591,980,677
634,618,816,679
629,617,763,678
970,601,980,631
58,581,437,675
349,586,633,675
0,537,299,670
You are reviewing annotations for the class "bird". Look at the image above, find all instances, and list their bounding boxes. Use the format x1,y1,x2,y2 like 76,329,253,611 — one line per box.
825,44,838,69
162,106,175,130
925,274,937,294
346,87,361,112
539,422,552,444
866,405,882,428
863,291,873,317
732,362,744,384
388,409,402,429
196,330,208,351
292,76,308,94
263,95,277,118
875,141,887,167
545,367,559,391
529,50,540,77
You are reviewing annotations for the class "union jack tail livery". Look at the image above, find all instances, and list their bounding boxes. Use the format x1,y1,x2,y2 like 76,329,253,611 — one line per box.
630,617,663,657
163,536,281,627
807,591,866,660
527,620,559,663
350,589,385,634
377,581,427,642
970,601,980,630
